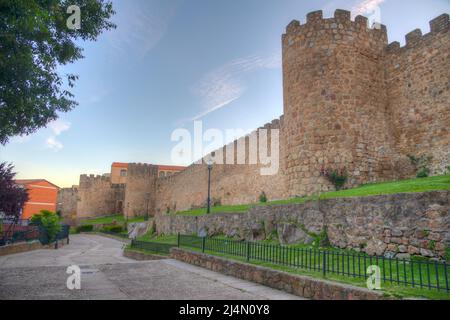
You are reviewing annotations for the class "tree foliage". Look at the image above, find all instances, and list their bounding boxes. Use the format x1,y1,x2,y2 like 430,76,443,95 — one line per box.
30,210,61,242
0,0,116,144
0,162,29,218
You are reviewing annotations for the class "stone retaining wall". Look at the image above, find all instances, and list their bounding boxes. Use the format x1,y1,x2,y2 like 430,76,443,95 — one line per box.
0,240,66,257
123,249,167,261
156,191,450,260
170,248,389,300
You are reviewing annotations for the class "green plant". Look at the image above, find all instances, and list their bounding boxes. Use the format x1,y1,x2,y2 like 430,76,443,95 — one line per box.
259,191,268,203
416,167,430,178
445,247,450,262
101,225,123,233
407,154,432,178
76,224,94,233
30,210,61,243
212,198,222,207
321,168,348,191
428,240,436,251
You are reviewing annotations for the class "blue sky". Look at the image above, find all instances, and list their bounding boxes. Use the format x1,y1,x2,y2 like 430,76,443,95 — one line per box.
1,0,449,187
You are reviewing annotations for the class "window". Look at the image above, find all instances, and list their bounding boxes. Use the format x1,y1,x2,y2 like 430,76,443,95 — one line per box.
120,169,127,177
159,171,166,178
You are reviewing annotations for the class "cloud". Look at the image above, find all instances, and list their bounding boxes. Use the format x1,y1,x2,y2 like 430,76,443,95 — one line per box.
106,0,180,60
351,0,386,16
189,52,281,121
45,119,71,151
45,136,64,151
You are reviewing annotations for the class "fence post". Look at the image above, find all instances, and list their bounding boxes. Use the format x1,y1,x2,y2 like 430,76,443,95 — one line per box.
322,251,326,277
202,236,206,253
246,242,251,262
177,233,180,248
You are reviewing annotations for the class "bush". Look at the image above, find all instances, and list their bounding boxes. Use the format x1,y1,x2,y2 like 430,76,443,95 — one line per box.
416,167,430,178
76,225,94,233
30,210,61,243
407,154,432,178
321,168,348,190
101,225,123,233
259,191,268,203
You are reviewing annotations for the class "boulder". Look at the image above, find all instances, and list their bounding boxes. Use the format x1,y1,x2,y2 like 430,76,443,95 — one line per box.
128,221,151,239
277,223,314,245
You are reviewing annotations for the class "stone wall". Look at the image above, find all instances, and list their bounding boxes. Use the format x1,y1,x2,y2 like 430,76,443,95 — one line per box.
385,14,450,174
155,118,288,214
170,248,389,300
124,164,158,218
156,191,450,260
57,186,78,225
76,175,125,219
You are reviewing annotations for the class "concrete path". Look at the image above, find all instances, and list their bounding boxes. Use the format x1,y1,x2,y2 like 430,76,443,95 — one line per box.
0,234,302,300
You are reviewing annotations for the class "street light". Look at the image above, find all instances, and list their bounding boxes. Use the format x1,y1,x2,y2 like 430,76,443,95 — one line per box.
145,192,150,221
206,158,213,214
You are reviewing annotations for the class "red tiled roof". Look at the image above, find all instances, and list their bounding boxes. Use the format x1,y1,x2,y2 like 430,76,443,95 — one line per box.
15,179,60,189
112,162,129,168
157,165,186,171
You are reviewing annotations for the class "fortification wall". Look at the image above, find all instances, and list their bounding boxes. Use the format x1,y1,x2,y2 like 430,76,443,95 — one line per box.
155,191,450,260
385,14,450,174
155,118,287,214
124,164,159,218
76,175,124,219
57,186,78,225
282,9,403,198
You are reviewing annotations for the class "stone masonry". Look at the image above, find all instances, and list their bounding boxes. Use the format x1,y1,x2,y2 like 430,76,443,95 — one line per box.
156,191,450,260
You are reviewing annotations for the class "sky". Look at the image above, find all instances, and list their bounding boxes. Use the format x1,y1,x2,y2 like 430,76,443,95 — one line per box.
1,0,449,187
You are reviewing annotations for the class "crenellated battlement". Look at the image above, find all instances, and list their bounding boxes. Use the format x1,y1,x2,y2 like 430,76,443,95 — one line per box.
127,163,159,178
283,9,388,48
79,174,110,186
386,13,449,53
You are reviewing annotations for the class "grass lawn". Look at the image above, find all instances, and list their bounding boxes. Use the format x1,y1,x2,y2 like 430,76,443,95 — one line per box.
175,174,450,216
79,214,146,225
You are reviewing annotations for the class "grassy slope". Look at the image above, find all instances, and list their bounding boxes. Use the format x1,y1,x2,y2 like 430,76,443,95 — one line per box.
175,175,450,216
79,214,145,225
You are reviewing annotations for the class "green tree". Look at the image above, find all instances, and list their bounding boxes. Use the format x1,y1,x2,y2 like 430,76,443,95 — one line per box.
30,210,61,243
0,0,116,144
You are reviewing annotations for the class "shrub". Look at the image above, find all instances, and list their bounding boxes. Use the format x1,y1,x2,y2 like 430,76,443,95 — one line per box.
259,191,268,203
416,167,430,178
101,225,123,233
30,210,61,243
407,154,432,178
212,198,222,207
321,168,348,190
76,225,94,233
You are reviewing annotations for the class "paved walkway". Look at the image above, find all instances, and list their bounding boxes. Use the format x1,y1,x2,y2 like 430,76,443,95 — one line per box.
0,234,302,300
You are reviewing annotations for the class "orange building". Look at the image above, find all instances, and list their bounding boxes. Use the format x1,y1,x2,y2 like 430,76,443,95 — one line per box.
15,180,59,220
157,165,186,178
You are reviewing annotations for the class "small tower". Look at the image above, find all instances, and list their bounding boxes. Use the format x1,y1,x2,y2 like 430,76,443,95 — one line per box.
282,9,395,196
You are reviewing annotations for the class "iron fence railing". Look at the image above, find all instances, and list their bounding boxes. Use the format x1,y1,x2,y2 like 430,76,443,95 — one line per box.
175,234,450,293
129,234,450,293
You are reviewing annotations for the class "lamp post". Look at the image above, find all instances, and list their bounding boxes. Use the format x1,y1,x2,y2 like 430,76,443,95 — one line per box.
206,158,213,214
145,192,150,221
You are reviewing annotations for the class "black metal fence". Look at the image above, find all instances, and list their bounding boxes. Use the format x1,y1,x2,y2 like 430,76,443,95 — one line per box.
1,222,70,248
175,234,449,293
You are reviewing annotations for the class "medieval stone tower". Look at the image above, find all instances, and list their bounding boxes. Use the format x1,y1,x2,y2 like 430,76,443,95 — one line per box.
282,10,449,197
